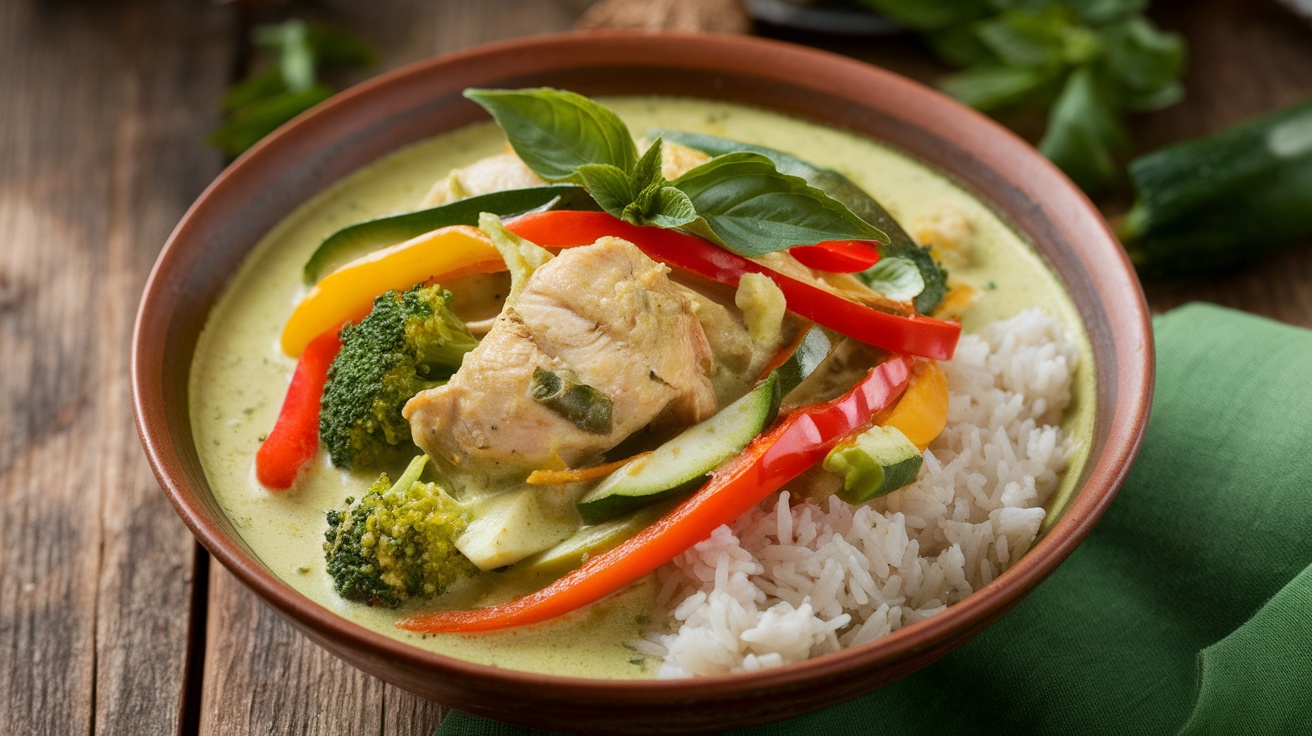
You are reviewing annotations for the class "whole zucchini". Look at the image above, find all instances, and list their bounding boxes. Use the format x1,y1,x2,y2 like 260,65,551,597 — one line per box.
1119,100,1312,279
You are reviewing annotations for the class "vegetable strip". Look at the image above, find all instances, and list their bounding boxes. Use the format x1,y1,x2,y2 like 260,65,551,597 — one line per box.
280,225,503,356
505,211,960,360
255,330,341,489
398,354,911,633
525,453,652,486
787,239,880,273
880,359,949,451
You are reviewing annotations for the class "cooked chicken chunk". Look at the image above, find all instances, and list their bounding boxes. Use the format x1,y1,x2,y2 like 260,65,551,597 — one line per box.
420,152,547,207
405,237,717,490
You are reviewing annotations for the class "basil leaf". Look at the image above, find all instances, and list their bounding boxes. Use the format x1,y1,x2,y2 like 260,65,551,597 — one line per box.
652,128,915,250
940,65,1058,112
222,66,286,113
858,257,925,302
883,243,948,315
254,19,316,92
1101,16,1185,110
464,88,638,182
854,0,991,30
1040,66,1127,193
1067,0,1147,24
208,84,335,158
627,185,697,229
576,164,634,217
306,24,377,68
671,152,886,257
632,138,666,191
926,23,1000,67
974,9,1070,69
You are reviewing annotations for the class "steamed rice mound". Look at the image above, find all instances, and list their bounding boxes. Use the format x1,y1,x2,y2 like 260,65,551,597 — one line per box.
639,309,1079,677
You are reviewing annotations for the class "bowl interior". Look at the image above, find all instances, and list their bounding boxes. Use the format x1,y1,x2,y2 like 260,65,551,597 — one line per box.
133,31,1152,732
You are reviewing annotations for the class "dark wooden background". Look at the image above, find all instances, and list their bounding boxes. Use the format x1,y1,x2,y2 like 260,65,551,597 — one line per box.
1,0,1308,733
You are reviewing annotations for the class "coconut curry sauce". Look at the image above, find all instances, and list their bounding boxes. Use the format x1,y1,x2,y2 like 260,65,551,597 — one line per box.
190,97,1094,678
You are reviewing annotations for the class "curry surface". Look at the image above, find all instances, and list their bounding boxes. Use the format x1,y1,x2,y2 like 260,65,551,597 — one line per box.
190,97,1095,678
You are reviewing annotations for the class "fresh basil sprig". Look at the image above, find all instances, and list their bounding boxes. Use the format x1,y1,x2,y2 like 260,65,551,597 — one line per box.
575,138,699,229
671,151,886,256
463,87,887,256
858,0,1185,193
210,19,375,157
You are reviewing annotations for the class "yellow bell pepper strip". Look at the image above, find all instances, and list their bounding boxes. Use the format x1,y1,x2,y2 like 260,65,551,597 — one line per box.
280,225,503,356
255,329,341,490
504,211,961,361
880,359,949,451
397,354,912,634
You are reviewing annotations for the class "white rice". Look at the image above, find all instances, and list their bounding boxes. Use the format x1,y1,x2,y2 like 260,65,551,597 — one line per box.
638,309,1080,677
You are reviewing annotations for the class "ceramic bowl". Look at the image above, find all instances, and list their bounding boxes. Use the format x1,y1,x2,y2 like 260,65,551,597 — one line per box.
132,31,1153,733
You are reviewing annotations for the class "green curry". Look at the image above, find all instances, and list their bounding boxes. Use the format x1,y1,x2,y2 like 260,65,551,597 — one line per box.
190,97,1094,678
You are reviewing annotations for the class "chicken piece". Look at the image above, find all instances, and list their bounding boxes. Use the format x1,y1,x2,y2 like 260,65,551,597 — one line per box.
420,152,546,207
660,141,711,180
405,238,717,490
913,202,975,269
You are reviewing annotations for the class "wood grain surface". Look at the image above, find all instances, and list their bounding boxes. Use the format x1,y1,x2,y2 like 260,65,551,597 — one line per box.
0,0,1309,734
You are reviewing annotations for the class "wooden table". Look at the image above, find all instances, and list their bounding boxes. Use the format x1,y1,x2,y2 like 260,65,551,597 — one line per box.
2,1,1309,733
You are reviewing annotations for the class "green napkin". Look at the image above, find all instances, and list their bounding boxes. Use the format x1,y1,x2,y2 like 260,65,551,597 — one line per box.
437,303,1312,735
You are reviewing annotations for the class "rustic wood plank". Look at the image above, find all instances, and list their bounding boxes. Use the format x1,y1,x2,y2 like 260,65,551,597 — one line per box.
93,4,236,734
0,0,231,733
198,568,386,736
382,685,449,735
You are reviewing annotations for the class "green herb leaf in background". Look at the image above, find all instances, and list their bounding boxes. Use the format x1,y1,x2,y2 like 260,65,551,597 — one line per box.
860,0,1185,193
1040,65,1129,191
254,19,316,92
210,19,375,158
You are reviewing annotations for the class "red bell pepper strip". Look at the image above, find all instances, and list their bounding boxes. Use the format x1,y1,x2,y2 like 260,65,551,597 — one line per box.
788,239,880,273
505,211,960,360
255,329,341,490
398,354,912,634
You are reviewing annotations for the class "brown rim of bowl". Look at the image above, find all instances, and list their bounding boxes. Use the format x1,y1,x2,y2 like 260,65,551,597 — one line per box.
132,30,1153,726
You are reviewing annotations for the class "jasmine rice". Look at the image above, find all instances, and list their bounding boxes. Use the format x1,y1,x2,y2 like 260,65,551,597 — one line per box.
640,309,1078,676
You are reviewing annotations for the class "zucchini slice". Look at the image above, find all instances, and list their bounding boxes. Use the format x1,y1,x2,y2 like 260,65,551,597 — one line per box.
576,325,833,524
302,185,597,283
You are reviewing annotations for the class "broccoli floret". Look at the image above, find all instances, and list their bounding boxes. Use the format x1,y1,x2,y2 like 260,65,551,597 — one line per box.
319,283,478,470
324,455,479,607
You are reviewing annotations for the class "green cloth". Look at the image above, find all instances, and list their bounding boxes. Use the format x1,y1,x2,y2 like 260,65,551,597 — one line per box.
437,303,1312,735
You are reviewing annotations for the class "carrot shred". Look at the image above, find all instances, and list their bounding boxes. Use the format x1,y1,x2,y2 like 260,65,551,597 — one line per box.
525,453,652,485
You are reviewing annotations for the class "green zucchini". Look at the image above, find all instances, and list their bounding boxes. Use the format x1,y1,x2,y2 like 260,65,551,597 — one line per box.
455,484,582,570
650,129,948,313
822,425,923,504
512,503,672,577
1119,100,1312,279
302,184,598,283
575,325,833,524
